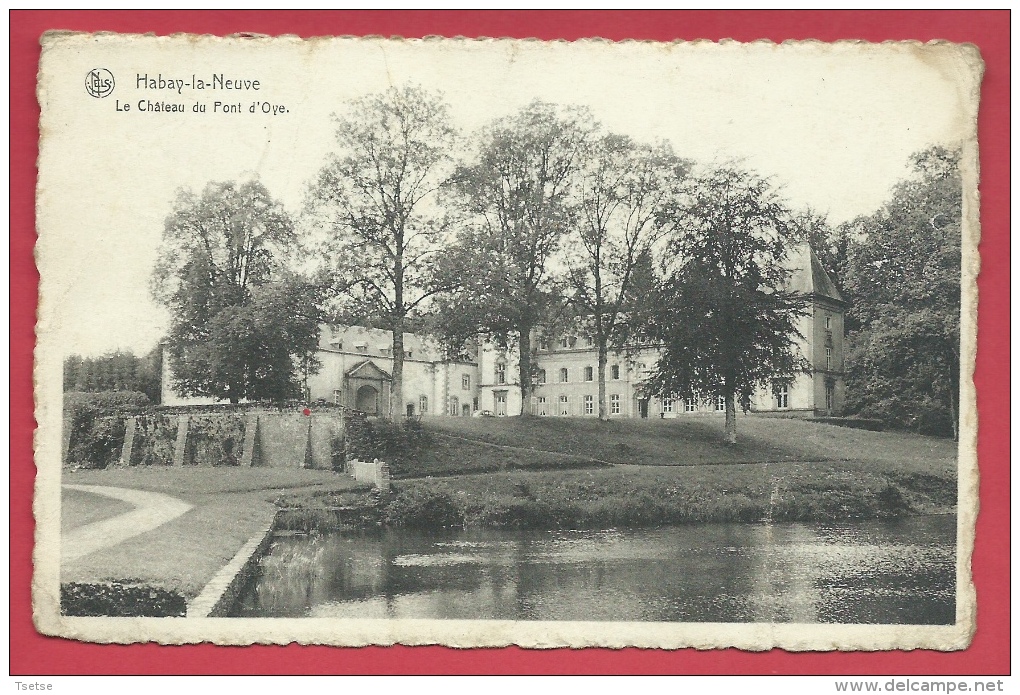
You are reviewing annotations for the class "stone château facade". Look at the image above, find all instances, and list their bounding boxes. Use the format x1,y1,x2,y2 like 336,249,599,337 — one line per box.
163,244,845,418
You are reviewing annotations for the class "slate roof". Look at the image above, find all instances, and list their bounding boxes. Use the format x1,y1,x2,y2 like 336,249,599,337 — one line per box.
318,324,446,361
787,242,844,304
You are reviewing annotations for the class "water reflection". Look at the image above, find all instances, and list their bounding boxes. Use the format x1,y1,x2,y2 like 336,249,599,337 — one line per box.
232,515,956,624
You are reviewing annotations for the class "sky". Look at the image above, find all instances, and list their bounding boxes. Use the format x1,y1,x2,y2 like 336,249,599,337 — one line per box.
36,36,978,357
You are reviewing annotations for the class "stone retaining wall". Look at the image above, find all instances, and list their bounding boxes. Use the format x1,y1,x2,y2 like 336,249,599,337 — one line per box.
82,410,345,469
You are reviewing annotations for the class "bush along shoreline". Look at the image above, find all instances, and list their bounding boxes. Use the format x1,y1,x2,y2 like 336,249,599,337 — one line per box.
273,462,957,533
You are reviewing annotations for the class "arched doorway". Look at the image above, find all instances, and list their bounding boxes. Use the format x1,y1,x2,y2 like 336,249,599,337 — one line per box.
356,385,379,414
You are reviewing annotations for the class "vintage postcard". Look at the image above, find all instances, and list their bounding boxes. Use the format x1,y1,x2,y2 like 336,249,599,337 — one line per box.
34,33,982,650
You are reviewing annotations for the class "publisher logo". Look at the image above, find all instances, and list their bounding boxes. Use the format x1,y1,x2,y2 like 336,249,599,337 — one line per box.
85,68,115,98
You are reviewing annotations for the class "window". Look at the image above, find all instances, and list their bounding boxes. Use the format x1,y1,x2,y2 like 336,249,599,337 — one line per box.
775,384,789,409
584,336,594,348
405,351,413,359
419,395,428,414
716,395,726,412
494,391,508,416
825,314,832,330
559,336,569,349
537,369,547,384
826,347,833,370
495,362,507,385
379,346,391,356
584,395,594,415
685,399,697,413
450,396,459,416
539,336,550,350
610,394,621,414
584,366,593,382
537,396,547,416
462,374,471,390
826,383,834,411
333,389,342,406
559,367,569,383
662,397,674,413
610,364,620,380
559,394,570,415
355,342,367,353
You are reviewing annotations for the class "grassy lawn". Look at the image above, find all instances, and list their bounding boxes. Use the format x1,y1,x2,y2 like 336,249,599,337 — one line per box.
423,414,955,469
61,488,134,532
61,467,364,599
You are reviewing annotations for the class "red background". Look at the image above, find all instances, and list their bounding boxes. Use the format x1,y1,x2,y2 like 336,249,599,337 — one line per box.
10,10,1009,675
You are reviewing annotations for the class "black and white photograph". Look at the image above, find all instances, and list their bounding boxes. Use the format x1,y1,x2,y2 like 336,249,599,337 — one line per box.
34,34,980,649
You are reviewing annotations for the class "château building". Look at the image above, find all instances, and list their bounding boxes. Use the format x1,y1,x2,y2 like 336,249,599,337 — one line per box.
163,244,845,418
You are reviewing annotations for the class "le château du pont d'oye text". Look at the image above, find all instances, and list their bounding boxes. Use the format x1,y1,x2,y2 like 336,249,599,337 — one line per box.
116,73,287,115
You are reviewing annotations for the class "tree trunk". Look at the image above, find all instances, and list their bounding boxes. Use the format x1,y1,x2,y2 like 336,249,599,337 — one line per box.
517,327,532,416
597,339,608,420
391,317,404,420
724,392,737,445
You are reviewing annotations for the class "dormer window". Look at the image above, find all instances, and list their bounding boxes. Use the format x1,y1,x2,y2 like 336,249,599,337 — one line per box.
558,336,569,349
354,342,367,353
379,346,391,356
405,351,413,359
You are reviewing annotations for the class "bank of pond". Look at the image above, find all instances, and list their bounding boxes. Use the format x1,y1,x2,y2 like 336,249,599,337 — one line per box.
273,463,957,533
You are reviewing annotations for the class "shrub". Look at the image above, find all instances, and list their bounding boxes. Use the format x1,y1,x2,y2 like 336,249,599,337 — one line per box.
63,391,150,468
343,414,434,477
343,411,375,461
61,582,186,617
384,485,462,529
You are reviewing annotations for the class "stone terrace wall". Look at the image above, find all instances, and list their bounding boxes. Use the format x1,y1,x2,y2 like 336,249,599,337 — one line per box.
79,409,345,470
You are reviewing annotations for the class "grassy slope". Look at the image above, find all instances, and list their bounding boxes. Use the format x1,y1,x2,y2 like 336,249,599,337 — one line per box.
423,415,955,467
380,416,959,529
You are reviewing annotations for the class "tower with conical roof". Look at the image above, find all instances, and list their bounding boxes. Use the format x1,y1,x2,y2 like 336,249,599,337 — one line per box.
750,242,846,415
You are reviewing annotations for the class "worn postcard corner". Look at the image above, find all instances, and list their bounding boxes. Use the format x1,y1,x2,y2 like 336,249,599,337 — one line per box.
34,32,980,651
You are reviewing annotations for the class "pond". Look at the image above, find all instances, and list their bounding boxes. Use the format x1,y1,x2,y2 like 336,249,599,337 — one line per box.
231,515,956,624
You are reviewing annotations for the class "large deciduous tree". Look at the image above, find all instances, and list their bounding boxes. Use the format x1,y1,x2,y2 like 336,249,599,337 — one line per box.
435,101,593,415
566,135,690,420
646,166,809,444
152,180,321,403
841,146,962,438
306,85,457,419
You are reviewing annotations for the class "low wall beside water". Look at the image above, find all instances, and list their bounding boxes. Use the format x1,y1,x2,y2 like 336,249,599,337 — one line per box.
348,459,391,490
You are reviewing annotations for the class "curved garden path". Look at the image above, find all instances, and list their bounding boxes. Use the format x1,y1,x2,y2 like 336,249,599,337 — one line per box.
61,484,193,563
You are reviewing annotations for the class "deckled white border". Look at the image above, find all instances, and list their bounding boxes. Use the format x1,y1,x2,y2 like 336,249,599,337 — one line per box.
33,33,982,650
